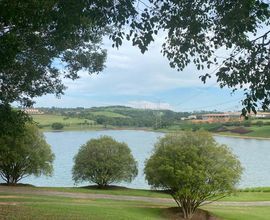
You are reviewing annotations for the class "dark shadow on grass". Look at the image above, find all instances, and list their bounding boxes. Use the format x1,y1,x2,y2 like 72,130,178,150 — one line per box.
164,207,221,220
80,185,170,194
0,183,35,187
80,185,128,190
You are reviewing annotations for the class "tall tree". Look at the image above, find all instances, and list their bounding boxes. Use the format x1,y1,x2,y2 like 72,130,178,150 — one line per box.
0,0,137,135
144,131,243,219
0,0,137,106
0,123,54,185
114,0,270,114
1,1,270,114
0,104,30,136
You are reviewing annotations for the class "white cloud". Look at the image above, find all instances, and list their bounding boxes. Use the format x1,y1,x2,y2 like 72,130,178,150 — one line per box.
59,33,218,96
128,100,173,110
34,32,237,109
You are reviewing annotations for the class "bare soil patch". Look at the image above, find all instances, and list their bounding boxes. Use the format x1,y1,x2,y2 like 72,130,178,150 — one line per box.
0,202,19,205
165,207,221,220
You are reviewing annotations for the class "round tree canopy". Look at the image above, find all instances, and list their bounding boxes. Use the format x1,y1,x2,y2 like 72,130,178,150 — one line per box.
144,130,243,219
72,135,138,188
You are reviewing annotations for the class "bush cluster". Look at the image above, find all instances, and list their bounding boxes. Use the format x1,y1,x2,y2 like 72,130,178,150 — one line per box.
0,129,242,220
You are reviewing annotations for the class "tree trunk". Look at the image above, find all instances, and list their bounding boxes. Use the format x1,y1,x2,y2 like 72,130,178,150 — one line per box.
182,206,194,219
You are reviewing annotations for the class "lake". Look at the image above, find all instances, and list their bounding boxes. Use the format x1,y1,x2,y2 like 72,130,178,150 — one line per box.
23,130,270,189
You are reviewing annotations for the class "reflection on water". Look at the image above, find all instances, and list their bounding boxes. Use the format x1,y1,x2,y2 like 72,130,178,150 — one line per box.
22,130,270,189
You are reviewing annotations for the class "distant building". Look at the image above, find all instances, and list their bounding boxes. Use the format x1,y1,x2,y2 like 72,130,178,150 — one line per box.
187,111,270,123
24,108,44,115
254,112,270,118
201,113,230,122
181,115,197,120
187,115,197,120
197,112,242,123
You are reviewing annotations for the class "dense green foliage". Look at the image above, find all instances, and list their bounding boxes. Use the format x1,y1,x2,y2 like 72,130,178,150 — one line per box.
27,106,270,139
117,0,270,114
39,106,191,129
1,1,269,113
0,104,31,136
0,0,112,106
0,123,54,184
145,131,243,219
72,136,138,188
32,106,270,138
51,122,64,130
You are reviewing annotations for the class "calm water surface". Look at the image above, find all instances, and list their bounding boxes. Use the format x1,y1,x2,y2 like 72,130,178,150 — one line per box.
23,130,270,189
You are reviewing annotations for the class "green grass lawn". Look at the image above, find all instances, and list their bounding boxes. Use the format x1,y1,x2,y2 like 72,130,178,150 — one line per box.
0,194,169,220
39,186,171,198
1,189,270,220
222,192,270,201
7,185,270,201
216,125,270,139
1,186,270,219
205,206,270,220
243,125,270,138
31,114,102,131
52,187,270,201
32,114,91,125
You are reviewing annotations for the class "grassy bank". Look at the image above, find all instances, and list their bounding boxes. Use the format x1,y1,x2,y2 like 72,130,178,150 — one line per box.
216,125,270,139
32,114,153,132
205,206,270,220
23,186,270,202
0,194,168,220
1,186,270,219
32,114,270,139
2,185,270,202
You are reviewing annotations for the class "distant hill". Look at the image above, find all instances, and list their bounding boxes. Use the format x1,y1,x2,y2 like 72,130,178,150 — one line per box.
36,106,189,129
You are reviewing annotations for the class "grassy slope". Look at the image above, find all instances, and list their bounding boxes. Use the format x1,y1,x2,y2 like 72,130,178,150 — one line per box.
0,194,167,220
243,125,270,138
1,187,270,220
91,111,129,118
32,114,92,125
5,185,270,201
206,206,270,220
216,125,270,139
32,114,103,131
163,123,270,139
39,186,171,198
32,112,270,138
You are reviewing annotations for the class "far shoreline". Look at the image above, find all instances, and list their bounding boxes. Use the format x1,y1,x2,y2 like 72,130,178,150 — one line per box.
213,133,270,140
41,127,270,141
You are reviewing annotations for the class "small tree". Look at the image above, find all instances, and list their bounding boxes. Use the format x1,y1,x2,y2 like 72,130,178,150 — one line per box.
0,124,54,185
144,131,242,219
256,121,264,127
72,136,138,188
51,122,64,130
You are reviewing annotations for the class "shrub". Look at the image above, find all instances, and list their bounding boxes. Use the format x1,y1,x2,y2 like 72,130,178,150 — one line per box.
72,136,138,188
51,122,64,130
256,121,264,127
0,123,54,185
144,131,242,219
242,120,251,127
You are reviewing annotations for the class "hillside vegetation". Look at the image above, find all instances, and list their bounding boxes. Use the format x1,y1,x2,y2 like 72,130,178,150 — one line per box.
33,106,190,130
31,106,270,138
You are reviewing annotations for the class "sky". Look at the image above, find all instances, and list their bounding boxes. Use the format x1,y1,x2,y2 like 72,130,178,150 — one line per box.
34,35,244,112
